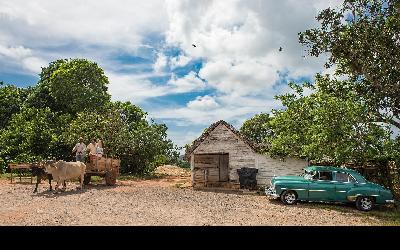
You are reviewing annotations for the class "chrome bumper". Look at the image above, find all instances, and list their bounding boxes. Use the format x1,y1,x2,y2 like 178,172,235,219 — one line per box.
385,200,395,204
265,187,279,198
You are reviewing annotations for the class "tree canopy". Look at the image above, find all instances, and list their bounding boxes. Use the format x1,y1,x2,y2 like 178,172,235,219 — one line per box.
0,59,178,174
269,77,397,165
0,82,32,129
26,59,110,115
299,0,400,129
240,113,273,151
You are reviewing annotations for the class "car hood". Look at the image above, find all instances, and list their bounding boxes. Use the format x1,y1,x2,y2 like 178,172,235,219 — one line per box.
271,176,308,185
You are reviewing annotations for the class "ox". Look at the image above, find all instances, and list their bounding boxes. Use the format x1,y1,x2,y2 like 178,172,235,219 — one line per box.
33,161,66,193
44,160,86,192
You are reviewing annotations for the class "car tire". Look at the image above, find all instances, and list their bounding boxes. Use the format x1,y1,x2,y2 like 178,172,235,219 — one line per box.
281,190,297,205
356,196,374,212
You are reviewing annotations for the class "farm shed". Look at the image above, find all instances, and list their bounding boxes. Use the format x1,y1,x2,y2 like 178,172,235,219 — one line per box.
185,120,308,188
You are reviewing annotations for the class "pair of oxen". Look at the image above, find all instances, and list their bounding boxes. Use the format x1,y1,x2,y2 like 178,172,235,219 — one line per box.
31,160,86,193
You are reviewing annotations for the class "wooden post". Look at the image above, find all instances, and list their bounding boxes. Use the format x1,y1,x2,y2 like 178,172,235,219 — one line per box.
204,169,208,187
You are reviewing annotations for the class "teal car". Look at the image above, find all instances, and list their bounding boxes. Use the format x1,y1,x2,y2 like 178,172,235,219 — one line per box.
265,166,395,211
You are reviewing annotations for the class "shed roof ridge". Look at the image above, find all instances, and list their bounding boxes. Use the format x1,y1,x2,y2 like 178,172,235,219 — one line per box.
185,120,257,159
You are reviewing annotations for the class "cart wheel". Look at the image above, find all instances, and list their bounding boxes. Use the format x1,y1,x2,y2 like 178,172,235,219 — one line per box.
105,170,117,186
83,175,91,185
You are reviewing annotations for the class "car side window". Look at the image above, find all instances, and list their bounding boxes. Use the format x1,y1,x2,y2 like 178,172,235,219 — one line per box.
336,172,356,183
348,174,357,183
336,172,349,182
317,171,333,181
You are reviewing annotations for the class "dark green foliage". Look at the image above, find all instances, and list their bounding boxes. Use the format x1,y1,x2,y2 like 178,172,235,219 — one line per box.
269,76,394,165
240,113,273,151
0,83,32,129
0,59,178,175
299,0,400,129
26,59,110,115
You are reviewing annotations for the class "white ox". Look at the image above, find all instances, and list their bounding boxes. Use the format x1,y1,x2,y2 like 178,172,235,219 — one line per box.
44,160,86,191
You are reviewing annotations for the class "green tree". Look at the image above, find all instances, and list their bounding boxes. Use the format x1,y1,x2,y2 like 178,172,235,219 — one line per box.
26,59,110,115
1,59,178,175
0,107,71,165
299,0,400,129
25,59,67,111
240,113,273,150
64,102,176,174
270,76,393,165
0,82,32,129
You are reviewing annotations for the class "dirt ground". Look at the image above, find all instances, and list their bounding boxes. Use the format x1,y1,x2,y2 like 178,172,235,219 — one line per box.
0,166,388,226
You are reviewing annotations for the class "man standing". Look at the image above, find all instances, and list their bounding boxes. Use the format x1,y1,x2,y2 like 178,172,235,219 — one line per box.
72,137,86,162
87,138,97,163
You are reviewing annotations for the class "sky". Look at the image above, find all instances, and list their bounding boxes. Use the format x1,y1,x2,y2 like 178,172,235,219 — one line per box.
0,0,343,151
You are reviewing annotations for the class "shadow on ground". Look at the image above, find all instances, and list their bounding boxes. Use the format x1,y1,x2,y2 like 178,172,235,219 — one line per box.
32,183,116,198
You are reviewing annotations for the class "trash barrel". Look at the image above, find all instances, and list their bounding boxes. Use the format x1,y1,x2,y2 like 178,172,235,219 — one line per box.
237,167,258,190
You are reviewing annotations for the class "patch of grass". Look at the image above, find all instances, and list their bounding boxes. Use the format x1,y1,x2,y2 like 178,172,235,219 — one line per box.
0,173,11,179
358,205,400,226
90,176,103,183
302,201,400,225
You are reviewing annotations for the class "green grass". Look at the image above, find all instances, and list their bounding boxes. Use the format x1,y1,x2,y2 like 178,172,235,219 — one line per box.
303,202,400,225
363,207,400,226
0,173,32,180
0,173,11,179
90,176,103,183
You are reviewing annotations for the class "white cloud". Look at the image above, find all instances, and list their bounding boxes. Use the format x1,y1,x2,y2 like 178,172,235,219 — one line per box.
108,71,207,103
165,0,341,97
108,72,169,103
144,0,345,148
0,0,168,50
187,95,219,110
199,58,278,95
169,54,191,69
152,93,280,126
0,44,47,73
153,53,168,74
0,45,32,60
167,71,206,93
21,56,47,73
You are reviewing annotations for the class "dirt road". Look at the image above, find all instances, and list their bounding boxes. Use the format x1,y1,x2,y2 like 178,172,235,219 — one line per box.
0,166,384,225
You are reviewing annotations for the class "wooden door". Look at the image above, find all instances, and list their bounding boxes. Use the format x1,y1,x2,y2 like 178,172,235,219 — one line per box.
219,154,229,182
193,154,229,183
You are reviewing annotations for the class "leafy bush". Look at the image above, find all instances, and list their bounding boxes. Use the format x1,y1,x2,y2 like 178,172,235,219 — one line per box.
0,59,178,175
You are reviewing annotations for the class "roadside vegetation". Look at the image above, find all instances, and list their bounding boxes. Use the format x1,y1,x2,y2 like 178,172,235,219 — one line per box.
241,0,400,198
0,59,182,176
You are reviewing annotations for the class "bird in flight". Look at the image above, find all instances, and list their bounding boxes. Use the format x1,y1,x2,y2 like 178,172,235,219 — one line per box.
192,44,197,48
279,47,283,52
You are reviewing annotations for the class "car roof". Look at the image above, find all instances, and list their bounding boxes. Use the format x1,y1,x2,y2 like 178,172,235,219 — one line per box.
305,166,359,174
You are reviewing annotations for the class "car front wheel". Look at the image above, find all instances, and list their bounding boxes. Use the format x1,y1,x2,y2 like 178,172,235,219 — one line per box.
281,190,297,205
356,196,374,211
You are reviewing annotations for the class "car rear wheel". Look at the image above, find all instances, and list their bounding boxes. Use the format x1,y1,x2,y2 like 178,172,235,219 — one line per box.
356,196,374,211
281,190,297,205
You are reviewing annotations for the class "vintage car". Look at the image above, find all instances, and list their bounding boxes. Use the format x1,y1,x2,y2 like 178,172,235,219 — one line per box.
265,166,395,211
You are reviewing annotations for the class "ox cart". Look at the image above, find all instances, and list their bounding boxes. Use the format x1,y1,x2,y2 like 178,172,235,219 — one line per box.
8,163,34,183
84,155,121,186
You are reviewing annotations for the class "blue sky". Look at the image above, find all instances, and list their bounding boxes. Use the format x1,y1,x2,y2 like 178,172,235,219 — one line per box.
0,0,342,150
